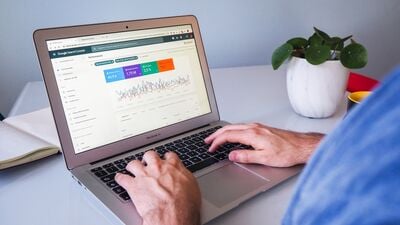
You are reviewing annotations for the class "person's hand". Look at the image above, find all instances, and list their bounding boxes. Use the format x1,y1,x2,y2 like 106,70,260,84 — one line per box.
115,151,201,225
205,123,324,167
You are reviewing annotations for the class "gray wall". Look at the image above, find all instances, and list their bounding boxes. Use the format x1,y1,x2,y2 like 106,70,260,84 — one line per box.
1,0,399,116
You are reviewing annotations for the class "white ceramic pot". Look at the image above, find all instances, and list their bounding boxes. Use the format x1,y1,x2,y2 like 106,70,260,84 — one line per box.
286,57,349,118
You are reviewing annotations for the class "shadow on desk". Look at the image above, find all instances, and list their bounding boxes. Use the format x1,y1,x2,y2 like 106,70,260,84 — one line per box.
0,153,62,187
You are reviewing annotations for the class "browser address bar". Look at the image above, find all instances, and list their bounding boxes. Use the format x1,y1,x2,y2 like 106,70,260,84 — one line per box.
91,37,164,52
63,32,170,49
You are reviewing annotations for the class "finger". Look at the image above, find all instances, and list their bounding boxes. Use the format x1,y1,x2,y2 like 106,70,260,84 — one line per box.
208,130,254,152
126,160,146,177
164,151,180,165
228,150,268,165
205,124,253,143
115,173,135,191
142,150,161,165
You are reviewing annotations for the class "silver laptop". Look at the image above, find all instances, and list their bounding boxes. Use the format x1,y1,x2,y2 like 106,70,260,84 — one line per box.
33,15,301,224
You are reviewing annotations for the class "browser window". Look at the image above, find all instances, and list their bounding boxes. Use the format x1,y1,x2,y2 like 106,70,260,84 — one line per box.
46,25,211,154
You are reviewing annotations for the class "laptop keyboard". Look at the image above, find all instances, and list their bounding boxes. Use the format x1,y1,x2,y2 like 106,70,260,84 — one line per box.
89,126,253,201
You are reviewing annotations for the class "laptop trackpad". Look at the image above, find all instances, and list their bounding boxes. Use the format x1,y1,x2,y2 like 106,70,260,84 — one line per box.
197,163,268,208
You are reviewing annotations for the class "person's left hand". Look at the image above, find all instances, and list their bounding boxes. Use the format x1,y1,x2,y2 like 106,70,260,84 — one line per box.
115,151,201,225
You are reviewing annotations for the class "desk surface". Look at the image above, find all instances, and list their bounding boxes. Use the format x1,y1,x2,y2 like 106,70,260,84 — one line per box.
0,65,346,225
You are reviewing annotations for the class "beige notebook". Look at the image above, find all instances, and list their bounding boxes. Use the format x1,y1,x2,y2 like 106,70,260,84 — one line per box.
0,107,60,170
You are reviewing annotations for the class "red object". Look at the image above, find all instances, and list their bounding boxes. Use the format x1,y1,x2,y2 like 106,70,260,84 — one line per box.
347,72,379,92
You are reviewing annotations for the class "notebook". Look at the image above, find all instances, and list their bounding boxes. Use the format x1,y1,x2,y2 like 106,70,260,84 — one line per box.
33,15,302,224
0,107,59,170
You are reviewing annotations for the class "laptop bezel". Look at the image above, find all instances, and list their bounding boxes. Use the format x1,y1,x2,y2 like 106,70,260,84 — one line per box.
33,15,220,170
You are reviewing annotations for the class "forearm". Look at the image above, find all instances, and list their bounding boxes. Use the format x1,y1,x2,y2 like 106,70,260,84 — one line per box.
142,202,200,225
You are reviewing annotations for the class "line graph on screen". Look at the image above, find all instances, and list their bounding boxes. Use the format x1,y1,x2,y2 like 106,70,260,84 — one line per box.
114,75,191,102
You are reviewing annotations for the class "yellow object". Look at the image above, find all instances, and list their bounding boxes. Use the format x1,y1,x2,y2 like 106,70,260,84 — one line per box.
348,91,371,104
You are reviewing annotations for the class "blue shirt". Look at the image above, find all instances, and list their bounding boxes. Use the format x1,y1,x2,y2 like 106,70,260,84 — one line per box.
283,67,400,225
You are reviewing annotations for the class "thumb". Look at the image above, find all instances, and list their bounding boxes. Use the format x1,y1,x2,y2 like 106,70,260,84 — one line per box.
228,150,266,165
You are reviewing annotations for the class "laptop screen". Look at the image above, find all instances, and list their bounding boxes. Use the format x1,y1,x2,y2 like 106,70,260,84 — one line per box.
46,25,211,154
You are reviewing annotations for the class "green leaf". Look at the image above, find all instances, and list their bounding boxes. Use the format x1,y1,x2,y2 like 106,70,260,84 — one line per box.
327,37,344,50
305,45,331,65
341,35,352,43
313,27,330,41
271,43,293,70
308,33,323,46
287,37,308,49
340,43,368,69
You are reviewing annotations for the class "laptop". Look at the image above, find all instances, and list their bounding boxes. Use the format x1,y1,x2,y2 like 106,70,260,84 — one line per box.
33,15,302,224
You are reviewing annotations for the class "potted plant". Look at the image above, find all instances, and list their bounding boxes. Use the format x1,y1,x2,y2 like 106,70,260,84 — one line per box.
272,27,368,118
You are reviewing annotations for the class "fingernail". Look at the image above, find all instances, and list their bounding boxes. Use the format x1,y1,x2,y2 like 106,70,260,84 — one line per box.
229,152,236,161
115,173,120,180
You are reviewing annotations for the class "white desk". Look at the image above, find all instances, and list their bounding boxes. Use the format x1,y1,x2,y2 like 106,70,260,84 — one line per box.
0,65,346,225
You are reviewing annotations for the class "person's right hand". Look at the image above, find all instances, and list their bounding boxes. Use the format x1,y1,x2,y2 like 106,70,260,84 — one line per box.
205,123,324,167
115,151,201,225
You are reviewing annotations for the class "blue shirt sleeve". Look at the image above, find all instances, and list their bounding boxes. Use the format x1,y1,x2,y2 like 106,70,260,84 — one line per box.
282,67,400,225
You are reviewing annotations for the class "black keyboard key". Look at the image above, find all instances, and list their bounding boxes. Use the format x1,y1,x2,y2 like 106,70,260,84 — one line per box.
187,151,199,157
156,148,168,154
177,147,189,154
198,153,210,160
113,186,125,194
206,151,217,156
214,146,229,154
102,163,113,168
189,156,202,163
182,160,192,167
194,141,209,148
175,143,186,148
215,153,228,161
179,154,189,160
116,162,127,170
94,170,107,177
136,152,144,156
187,145,197,150
107,181,118,188
198,133,208,139
225,143,236,148
183,140,195,145
119,192,131,201
101,174,115,183
125,155,135,162
199,130,207,134
190,133,199,138
155,145,165,150
106,166,119,173
114,159,124,164
193,137,203,142
168,146,178,152
173,139,182,144
195,146,208,153
187,157,218,173
91,167,103,172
